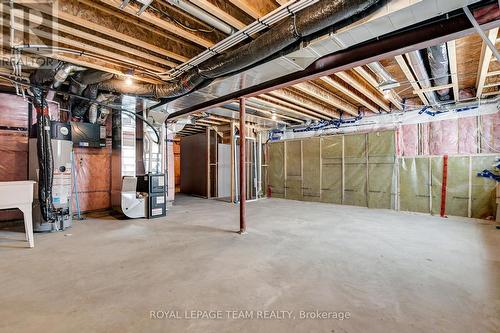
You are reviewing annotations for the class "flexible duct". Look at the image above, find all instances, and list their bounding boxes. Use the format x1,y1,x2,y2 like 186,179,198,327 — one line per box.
427,44,451,100
367,62,398,86
89,93,114,124
69,70,114,119
99,0,386,100
46,63,86,100
406,50,439,106
72,83,99,119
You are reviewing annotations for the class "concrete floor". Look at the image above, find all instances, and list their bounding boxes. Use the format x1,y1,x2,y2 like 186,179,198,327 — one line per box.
1,195,499,333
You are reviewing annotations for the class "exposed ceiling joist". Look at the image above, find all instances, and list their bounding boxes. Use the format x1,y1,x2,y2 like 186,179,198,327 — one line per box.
395,55,429,106
334,71,390,113
446,40,460,102
476,28,499,98
319,75,380,113
244,101,303,123
228,0,265,19
189,0,246,29
11,10,178,68
294,82,358,116
7,21,167,73
353,66,403,111
99,0,214,48
25,3,188,62
250,96,322,121
260,94,329,120
413,83,455,94
266,90,338,119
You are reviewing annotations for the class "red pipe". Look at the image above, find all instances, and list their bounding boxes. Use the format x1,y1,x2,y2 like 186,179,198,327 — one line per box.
440,155,448,218
239,98,246,233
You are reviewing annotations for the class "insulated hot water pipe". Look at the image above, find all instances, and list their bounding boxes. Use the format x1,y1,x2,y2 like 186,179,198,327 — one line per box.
239,98,246,234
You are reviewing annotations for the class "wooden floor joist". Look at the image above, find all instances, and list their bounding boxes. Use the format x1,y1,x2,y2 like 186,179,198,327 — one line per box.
294,82,358,116
100,0,214,48
476,28,499,98
11,10,178,68
25,3,188,62
395,55,429,106
320,75,380,113
353,66,403,111
189,0,246,29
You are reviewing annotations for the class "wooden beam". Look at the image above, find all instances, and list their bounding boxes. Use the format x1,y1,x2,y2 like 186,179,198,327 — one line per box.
266,89,338,119
334,71,390,112
446,40,460,102
229,0,264,19
25,3,188,62
8,21,167,73
101,0,213,48
293,82,358,116
245,101,303,123
353,66,403,111
250,96,322,121
413,83,454,95
259,94,328,120
484,82,500,88
24,49,161,84
395,55,429,105
476,28,499,98
12,10,178,68
486,70,500,77
190,0,246,30
320,75,380,113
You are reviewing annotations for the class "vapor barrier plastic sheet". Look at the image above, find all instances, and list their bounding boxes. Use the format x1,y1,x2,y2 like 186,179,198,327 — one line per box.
302,138,321,202
399,157,430,213
285,140,302,201
368,131,396,209
268,142,285,198
471,155,497,219
344,134,367,207
321,136,343,204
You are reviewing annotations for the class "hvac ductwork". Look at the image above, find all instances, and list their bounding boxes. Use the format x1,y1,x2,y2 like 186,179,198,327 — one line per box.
427,44,451,100
406,50,440,106
99,0,386,100
367,62,398,87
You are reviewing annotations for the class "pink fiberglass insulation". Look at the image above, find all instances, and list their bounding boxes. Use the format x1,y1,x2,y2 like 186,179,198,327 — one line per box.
429,119,459,155
421,123,430,156
481,112,500,153
458,117,478,154
401,124,418,156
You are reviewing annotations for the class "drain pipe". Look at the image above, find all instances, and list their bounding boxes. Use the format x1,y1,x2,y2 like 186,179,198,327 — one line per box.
165,0,236,34
406,51,439,106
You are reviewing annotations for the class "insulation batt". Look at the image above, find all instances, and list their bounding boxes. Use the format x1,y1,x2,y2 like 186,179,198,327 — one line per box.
401,124,418,156
99,0,386,100
429,120,459,155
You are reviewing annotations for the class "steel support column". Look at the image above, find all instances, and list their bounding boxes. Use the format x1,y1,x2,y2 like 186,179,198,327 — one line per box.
239,98,246,234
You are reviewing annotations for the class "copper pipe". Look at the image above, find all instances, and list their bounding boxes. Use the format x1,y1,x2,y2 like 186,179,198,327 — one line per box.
239,98,246,234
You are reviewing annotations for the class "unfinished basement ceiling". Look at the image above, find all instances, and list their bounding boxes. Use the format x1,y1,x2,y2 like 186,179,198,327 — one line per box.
0,0,499,139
